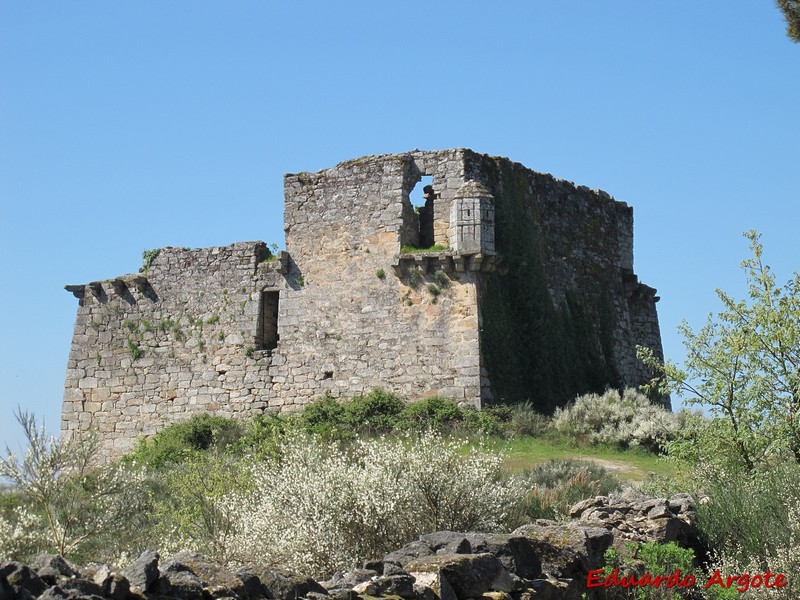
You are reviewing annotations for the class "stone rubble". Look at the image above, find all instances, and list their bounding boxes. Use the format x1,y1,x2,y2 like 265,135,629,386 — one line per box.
0,494,696,600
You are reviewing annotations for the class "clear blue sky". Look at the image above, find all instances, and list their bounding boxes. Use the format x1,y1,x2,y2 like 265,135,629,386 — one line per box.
1,2,798,451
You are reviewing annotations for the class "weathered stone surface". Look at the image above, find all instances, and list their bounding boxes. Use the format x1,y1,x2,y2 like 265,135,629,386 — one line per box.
0,562,48,597
60,578,105,598
160,552,248,599
0,575,14,600
512,522,613,579
569,493,696,547
61,150,663,460
31,556,79,585
246,566,327,600
405,553,510,599
36,586,70,600
121,550,159,592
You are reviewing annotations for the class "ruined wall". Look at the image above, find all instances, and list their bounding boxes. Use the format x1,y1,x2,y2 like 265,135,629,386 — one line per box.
280,150,484,406
460,151,663,409
62,148,664,457
62,242,290,454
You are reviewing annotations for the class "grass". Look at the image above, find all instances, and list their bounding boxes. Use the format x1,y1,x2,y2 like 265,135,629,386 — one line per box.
487,435,677,482
400,244,448,254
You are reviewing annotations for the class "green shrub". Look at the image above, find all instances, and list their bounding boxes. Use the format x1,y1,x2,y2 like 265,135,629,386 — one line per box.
128,413,244,469
150,452,249,564
461,406,505,435
400,396,464,428
343,389,405,433
507,401,550,437
694,462,800,570
0,411,152,563
601,541,696,599
297,394,352,440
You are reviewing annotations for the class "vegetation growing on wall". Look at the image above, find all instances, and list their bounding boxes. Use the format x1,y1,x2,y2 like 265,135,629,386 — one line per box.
479,162,620,412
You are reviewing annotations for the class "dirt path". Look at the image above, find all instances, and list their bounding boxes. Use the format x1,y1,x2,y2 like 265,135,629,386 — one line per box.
573,456,646,479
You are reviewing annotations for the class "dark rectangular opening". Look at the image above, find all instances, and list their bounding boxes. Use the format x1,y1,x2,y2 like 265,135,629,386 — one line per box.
257,291,280,350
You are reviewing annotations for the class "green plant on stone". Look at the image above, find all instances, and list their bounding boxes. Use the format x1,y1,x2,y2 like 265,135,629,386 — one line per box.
206,315,220,325
599,541,696,600
127,337,142,360
433,269,450,288
244,346,254,358
408,266,423,289
376,268,386,280
126,413,245,470
141,248,161,274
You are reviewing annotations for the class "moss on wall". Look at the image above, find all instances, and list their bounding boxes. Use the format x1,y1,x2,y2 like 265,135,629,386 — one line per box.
479,162,620,412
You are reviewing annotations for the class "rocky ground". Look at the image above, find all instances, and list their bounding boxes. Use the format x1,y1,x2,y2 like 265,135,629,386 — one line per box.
0,493,696,600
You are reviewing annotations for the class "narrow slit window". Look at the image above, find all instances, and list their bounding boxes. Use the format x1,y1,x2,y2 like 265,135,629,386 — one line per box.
257,291,280,350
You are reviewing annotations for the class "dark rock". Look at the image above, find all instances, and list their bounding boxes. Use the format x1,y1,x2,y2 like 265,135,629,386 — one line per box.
405,553,511,600
61,578,106,598
157,568,205,600
419,532,472,555
322,569,376,591
161,552,248,600
246,567,327,600
383,540,434,566
122,550,160,592
103,574,131,600
13,586,35,600
379,574,416,599
32,555,80,586
233,569,263,600
0,575,12,600
38,585,71,600
382,562,406,577
326,590,356,600
481,534,542,580
0,562,48,597
512,522,613,579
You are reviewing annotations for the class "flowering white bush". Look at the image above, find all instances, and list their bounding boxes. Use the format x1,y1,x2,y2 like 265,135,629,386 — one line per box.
0,505,46,560
220,432,521,577
0,411,153,563
551,388,685,451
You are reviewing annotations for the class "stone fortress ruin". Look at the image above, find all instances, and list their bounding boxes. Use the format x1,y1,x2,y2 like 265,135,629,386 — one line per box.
62,149,664,457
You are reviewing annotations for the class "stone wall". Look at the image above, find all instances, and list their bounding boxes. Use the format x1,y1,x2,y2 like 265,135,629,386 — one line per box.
62,149,664,457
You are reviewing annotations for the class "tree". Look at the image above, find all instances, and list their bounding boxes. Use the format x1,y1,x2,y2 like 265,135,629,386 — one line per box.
639,231,800,471
777,0,800,42
0,410,151,560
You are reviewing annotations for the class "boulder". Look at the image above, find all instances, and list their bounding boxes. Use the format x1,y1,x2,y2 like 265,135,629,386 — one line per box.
512,521,613,579
245,566,327,600
31,556,80,585
0,562,48,597
0,574,14,600
37,586,71,600
405,553,513,600
161,552,249,600
122,550,160,593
